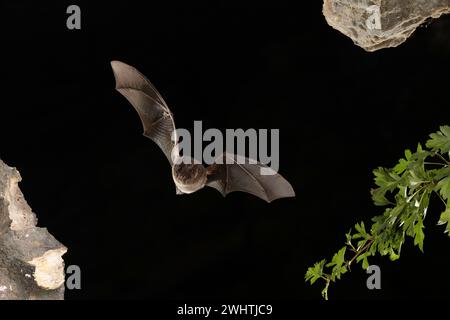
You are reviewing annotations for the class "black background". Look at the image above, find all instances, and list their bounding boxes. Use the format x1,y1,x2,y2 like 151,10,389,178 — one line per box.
1,0,450,301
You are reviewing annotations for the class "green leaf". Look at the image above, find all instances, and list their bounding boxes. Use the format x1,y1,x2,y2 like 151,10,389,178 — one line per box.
432,167,450,182
356,253,370,270
394,159,409,175
372,188,391,206
393,149,413,175
326,247,348,281
345,229,353,247
388,204,406,225
413,215,425,252
389,251,400,261
408,171,426,189
438,208,450,236
354,222,368,239
403,211,417,237
362,256,369,270
305,260,326,285
326,247,346,268
405,149,413,161
426,126,450,153
417,143,423,153
436,177,450,200
373,168,401,190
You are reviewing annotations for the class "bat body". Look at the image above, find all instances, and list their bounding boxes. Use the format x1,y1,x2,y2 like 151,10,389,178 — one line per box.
172,161,208,194
111,60,295,202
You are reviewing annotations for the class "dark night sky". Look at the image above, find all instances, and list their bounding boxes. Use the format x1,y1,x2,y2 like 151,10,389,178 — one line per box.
1,1,450,300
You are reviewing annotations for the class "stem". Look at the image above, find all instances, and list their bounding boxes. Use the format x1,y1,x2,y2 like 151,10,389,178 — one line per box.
322,278,330,301
347,238,375,269
408,185,427,202
424,162,447,166
434,190,447,207
434,153,450,165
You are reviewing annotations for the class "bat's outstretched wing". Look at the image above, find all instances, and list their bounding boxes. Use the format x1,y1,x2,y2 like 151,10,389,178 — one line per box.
111,60,177,164
206,153,295,203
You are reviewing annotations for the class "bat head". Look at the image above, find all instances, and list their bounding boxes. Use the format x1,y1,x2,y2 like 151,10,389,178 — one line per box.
171,160,207,194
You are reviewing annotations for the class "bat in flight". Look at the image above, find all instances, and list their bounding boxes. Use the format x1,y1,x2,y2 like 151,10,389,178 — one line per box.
110,60,295,202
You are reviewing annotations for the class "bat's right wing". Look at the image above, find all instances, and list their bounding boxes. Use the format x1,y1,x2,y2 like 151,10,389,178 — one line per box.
206,153,295,203
111,60,177,165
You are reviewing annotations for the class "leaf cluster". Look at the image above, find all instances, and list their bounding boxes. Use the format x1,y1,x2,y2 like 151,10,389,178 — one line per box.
305,126,450,299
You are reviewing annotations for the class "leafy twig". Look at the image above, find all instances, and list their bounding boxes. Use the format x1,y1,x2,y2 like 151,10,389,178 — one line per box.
305,126,450,300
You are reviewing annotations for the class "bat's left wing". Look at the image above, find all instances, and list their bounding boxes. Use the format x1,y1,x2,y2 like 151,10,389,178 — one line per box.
111,60,177,165
205,153,295,203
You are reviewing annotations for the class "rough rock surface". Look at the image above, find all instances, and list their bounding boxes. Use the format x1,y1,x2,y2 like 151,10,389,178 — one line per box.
0,159,66,300
323,0,450,51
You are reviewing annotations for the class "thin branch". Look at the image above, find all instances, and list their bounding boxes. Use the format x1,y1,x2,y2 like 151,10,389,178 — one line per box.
434,190,447,207
434,152,450,165
347,238,375,269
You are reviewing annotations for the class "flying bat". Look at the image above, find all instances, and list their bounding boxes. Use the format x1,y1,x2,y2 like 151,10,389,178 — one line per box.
110,60,295,202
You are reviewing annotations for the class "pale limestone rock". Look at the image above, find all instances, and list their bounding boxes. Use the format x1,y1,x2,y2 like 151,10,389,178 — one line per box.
323,0,450,51
0,159,66,300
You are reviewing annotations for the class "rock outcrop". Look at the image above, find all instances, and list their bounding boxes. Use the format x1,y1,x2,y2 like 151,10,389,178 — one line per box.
0,159,66,300
323,0,450,51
